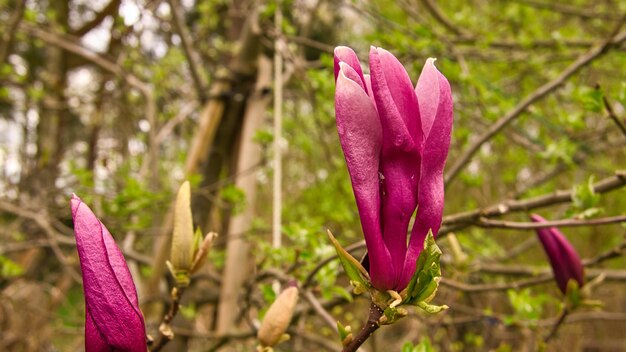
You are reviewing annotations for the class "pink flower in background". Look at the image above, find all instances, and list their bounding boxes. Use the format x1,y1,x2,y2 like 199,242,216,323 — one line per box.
334,46,453,291
71,195,146,352
531,214,585,294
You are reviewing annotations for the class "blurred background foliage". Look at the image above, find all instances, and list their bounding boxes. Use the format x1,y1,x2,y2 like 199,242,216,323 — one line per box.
1,0,626,351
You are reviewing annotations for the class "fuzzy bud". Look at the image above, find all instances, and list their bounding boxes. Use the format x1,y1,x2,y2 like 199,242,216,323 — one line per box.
169,181,195,286
257,285,299,348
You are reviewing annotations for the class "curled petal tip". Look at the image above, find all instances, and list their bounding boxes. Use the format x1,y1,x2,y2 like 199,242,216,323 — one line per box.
334,46,351,56
71,194,83,219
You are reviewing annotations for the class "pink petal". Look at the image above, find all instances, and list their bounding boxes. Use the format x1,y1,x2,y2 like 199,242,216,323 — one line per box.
369,47,423,286
369,47,422,149
71,195,146,351
85,307,110,352
334,46,366,90
335,64,394,290
400,59,453,289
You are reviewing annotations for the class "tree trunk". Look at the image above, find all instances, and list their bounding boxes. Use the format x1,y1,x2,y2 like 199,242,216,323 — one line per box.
216,55,272,334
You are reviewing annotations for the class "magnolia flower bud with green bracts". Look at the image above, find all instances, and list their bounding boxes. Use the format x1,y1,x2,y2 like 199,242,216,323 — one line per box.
167,181,217,287
257,284,299,350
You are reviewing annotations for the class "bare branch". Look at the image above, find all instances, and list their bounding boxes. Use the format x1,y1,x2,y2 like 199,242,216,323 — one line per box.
0,0,26,65
441,170,626,233
167,0,208,101
476,215,626,230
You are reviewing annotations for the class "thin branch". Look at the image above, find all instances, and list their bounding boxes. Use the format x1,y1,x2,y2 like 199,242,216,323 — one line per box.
302,290,338,333
441,170,626,232
71,0,121,36
167,0,207,101
342,302,383,352
419,0,465,36
602,94,626,139
442,274,553,293
544,308,568,343
514,0,623,21
154,100,198,145
584,239,626,267
476,215,626,230
19,23,149,93
0,200,81,282
445,22,626,185
149,286,186,352
0,0,26,65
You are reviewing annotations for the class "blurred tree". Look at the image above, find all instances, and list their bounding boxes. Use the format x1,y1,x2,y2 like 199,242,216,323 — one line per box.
0,0,626,351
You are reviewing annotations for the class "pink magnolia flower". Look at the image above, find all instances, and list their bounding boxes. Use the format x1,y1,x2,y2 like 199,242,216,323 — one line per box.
531,214,585,294
71,195,147,352
334,46,453,291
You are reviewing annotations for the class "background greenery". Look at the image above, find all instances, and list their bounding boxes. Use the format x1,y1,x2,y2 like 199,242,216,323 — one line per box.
1,0,625,351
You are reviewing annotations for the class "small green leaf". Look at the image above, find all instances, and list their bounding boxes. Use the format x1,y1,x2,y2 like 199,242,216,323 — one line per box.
404,230,443,305
381,306,408,325
417,301,449,314
327,230,371,291
336,320,352,346
565,279,582,309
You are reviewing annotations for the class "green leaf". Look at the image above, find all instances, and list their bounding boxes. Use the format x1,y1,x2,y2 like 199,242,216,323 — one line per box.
381,306,408,325
326,230,371,292
404,230,443,306
0,255,24,278
417,301,449,314
336,320,352,346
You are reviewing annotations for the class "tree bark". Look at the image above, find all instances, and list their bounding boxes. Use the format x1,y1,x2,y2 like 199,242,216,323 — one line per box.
215,55,272,334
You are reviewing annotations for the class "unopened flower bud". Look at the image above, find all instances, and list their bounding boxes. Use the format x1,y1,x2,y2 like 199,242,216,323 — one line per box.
169,181,195,286
257,285,299,348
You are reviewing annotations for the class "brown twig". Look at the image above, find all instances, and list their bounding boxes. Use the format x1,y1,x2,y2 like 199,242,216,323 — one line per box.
342,302,383,352
602,94,626,139
441,170,626,232
167,0,207,101
0,0,26,66
149,286,186,352
544,308,568,343
0,200,81,282
302,289,339,333
476,215,626,230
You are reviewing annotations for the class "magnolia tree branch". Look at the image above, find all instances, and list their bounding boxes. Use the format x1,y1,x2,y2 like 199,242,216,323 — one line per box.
603,94,626,139
167,0,207,101
476,215,626,229
544,308,568,343
149,286,186,352
445,21,626,185
0,0,26,65
342,302,383,352
302,290,339,333
443,268,626,293
441,170,626,234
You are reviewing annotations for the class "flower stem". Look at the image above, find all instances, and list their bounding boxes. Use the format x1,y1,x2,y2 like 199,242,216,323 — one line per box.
150,286,186,352
342,302,384,352
544,308,568,343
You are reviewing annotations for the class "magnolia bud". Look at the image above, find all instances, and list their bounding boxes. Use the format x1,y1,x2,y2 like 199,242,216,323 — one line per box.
257,285,299,348
170,181,195,285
